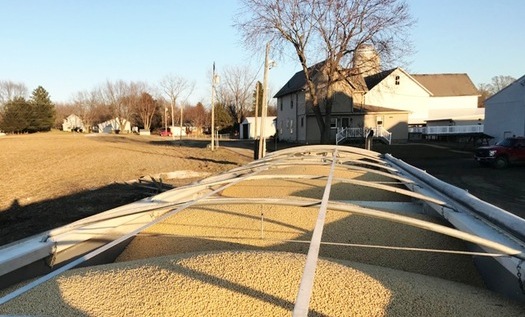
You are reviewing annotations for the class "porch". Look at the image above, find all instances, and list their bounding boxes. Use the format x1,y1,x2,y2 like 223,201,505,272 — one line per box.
408,124,492,145
336,126,392,145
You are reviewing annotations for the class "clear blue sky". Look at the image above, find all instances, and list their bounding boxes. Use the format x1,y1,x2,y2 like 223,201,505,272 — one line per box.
1,0,523,104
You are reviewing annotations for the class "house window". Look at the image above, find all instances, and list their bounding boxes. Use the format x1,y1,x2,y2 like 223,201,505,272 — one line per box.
330,118,337,129
300,117,304,127
296,93,299,109
291,98,294,109
290,119,294,133
395,75,400,85
280,99,283,111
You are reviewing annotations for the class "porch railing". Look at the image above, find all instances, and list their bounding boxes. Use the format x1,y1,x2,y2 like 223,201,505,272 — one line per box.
336,127,392,145
409,125,484,135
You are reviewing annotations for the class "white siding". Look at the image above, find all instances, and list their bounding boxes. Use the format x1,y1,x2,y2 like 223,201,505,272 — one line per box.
277,92,301,142
365,70,480,125
364,69,430,124
485,77,525,142
240,117,276,139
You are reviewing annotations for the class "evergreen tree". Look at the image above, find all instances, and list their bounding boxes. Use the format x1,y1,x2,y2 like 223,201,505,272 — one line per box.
29,86,55,132
0,97,31,133
214,102,235,133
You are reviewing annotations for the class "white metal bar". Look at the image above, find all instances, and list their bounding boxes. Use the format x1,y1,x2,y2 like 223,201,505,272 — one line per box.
245,174,444,206
0,162,271,306
292,149,338,317
193,197,524,258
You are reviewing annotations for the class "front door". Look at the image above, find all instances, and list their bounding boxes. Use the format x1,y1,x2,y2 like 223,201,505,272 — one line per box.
376,116,384,128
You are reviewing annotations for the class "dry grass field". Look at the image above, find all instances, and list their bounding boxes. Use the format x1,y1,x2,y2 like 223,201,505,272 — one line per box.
0,132,250,246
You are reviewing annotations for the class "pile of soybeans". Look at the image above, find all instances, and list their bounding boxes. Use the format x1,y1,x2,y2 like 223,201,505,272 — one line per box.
1,162,524,316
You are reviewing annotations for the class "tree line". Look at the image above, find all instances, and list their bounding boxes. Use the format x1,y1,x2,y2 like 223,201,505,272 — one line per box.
0,85,55,133
0,69,276,135
477,75,516,107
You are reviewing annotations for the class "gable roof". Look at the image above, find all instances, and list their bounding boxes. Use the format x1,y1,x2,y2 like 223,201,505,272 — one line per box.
410,73,479,97
364,68,396,90
364,67,432,95
274,61,368,98
355,104,409,114
277,65,480,99
274,61,326,98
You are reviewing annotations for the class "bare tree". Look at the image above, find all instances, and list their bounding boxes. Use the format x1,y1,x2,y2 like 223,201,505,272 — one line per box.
102,80,133,132
490,75,516,94
220,65,258,124
477,83,492,108
136,92,158,131
72,88,106,132
477,75,516,107
0,81,28,108
236,0,414,143
159,74,195,130
185,102,209,134
124,81,149,128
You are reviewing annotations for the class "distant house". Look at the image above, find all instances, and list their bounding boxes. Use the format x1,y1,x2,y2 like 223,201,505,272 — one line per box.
62,114,85,132
97,117,131,134
484,75,525,142
169,126,187,136
363,68,482,125
240,116,277,139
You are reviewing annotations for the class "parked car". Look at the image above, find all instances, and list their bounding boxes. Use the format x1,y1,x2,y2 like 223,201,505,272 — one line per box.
160,130,172,137
474,137,525,168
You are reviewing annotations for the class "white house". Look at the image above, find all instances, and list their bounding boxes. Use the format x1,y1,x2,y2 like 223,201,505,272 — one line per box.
484,75,525,142
62,114,85,132
98,117,131,134
240,116,277,139
363,68,481,125
169,126,187,136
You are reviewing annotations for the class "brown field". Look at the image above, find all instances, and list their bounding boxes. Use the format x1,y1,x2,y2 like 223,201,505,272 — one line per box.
0,132,251,246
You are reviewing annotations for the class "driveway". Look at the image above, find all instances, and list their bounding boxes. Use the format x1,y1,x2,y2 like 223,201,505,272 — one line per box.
373,143,525,220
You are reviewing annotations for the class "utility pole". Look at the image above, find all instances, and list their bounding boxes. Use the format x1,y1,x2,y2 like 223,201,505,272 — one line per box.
254,82,260,140
171,100,175,140
164,107,168,134
211,62,216,151
258,42,270,159
179,105,183,145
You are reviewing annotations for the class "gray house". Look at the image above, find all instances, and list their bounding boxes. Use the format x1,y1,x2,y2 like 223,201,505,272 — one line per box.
274,62,408,144
484,75,525,142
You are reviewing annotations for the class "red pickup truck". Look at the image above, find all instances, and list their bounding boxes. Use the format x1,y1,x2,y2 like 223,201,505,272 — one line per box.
474,137,525,168
160,130,172,137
